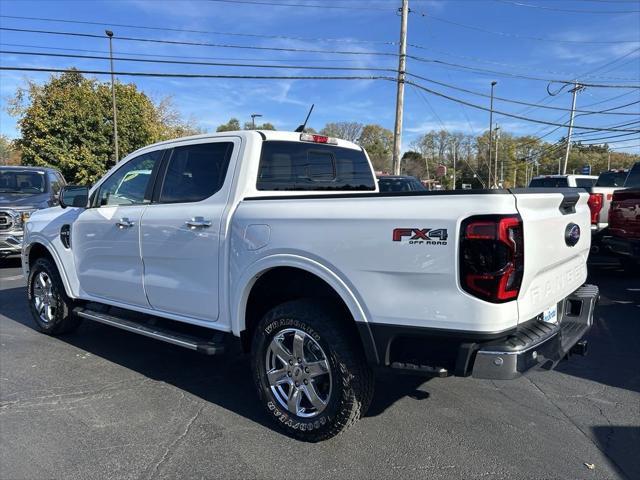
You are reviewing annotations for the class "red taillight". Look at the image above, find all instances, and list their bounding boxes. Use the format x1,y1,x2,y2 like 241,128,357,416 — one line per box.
587,193,603,225
460,215,524,303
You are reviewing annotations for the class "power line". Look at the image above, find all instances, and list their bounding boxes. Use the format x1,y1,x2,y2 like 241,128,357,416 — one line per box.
581,90,639,108
413,11,640,45
206,0,389,10
405,71,640,114
0,66,395,82
408,42,640,82
5,63,634,133
494,0,640,14
4,27,637,88
407,54,640,88
0,49,398,73
0,42,386,64
405,79,640,132
0,27,398,57
571,131,640,142
0,14,393,45
6,48,636,114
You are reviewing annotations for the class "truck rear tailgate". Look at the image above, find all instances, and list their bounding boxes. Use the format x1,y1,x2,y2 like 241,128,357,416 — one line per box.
512,189,590,323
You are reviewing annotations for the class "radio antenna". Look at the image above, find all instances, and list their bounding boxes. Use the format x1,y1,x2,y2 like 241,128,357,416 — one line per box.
294,104,314,133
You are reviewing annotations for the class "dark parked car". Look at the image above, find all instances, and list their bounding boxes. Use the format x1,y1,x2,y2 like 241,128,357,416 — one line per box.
602,162,640,271
0,166,66,258
377,175,426,192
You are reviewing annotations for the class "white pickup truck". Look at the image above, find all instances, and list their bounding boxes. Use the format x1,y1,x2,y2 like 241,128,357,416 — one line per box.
22,131,598,441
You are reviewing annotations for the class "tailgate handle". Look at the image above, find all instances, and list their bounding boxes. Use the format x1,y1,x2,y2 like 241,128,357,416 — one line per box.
559,192,580,215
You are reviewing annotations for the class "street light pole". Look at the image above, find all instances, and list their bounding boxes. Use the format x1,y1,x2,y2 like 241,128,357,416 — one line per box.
391,0,409,176
250,113,262,129
106,30,119,163
488,81,497,188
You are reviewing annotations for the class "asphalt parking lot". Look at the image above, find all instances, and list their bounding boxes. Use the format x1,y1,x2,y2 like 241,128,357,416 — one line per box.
1,256,638,480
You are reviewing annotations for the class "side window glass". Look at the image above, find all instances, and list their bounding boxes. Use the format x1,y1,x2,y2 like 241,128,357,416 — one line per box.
159,142,233,203
97,150,162,206
48,173,61,195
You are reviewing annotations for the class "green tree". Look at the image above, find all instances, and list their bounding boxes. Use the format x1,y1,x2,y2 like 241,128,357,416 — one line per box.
0,135,21,165
9,70,199,184
358,124,393,172
400,151,425,178
243,121,276,130
216,118,241,132
320,122,363,142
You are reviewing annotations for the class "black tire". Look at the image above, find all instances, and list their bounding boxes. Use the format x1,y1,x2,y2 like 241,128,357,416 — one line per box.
251,299,374,442
27,257,81,335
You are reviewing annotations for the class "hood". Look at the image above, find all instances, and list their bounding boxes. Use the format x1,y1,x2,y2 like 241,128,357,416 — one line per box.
0,192,51,209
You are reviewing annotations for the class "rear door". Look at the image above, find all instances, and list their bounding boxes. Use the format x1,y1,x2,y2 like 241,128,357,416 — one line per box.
139,137,238,322
512,189,590,322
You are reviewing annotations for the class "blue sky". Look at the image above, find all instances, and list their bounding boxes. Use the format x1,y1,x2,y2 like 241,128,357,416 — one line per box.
1,0,639,153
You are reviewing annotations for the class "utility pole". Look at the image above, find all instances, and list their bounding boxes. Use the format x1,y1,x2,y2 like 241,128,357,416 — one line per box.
392,0,409,176
494,125,500,187
106,30,119,163
250,113,262,129
488,81,497,187
452,140,457,190
562,81,585,175
607,152,611,170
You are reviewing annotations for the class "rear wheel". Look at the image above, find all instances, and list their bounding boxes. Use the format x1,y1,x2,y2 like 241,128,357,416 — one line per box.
27,258,81,335
251,299,374,442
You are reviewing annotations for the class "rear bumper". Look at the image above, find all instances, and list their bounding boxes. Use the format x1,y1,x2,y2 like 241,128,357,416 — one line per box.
602,235,640,259
360,284,598,380
472,284,598,380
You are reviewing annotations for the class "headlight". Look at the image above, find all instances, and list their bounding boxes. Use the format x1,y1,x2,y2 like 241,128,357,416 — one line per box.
14,210,36,228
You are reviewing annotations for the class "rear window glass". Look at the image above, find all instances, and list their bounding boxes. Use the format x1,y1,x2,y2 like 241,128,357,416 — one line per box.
378,177,426,192
575,178,596,188
257,141,375,191
596,171,628,187
624,163,640,188
529,177,569,188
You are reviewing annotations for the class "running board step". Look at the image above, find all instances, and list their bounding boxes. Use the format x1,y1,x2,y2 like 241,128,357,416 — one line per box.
74,307,225,355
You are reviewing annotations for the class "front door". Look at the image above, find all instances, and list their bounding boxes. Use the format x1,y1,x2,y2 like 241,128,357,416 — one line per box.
73,150,163,307
140,138,238,321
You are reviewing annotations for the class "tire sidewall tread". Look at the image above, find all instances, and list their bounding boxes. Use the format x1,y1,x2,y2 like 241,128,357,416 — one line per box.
252,299,374,442
27,257,80,335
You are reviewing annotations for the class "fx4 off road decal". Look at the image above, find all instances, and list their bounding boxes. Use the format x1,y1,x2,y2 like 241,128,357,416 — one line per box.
393,228,448,245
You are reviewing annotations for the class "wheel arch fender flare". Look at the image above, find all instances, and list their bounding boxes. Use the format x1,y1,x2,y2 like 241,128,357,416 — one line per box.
23,238,74,298
231,254,379,364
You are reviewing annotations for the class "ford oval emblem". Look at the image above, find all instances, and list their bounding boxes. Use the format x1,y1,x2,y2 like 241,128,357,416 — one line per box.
565,223,581,247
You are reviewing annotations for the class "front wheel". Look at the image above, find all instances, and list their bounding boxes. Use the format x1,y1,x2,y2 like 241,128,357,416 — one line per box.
27,258,81,335
251,299,374,442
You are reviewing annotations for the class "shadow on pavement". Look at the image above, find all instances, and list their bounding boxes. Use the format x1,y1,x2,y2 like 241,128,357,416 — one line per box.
553,261,640,394
1,284,431,436
591,426,640,480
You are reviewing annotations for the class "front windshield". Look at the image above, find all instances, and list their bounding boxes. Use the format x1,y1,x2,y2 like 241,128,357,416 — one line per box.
0,170,46,193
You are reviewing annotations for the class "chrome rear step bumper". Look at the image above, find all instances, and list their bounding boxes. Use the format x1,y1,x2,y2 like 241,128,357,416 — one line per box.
472,284,599,380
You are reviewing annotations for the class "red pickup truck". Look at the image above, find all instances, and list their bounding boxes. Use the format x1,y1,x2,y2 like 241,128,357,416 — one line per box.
603,162,640,271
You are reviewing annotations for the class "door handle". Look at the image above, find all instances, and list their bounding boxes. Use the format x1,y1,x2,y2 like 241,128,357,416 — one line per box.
115,218,135,229
185,217,212,229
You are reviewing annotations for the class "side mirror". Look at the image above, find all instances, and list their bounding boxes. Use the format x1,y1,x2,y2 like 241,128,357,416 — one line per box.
59,185,89,209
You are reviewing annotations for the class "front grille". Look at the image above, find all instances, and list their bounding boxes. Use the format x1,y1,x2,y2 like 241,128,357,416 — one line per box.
0,211,14,231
